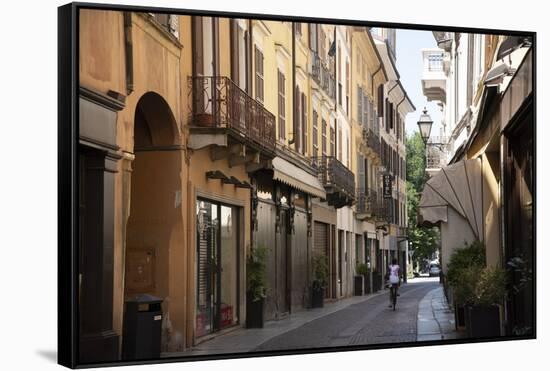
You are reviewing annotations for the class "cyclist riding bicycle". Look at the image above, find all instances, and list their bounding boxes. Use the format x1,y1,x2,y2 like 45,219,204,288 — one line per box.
387,258,401,310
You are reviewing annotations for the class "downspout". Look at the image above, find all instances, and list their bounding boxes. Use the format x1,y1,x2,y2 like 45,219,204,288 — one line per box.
123,12,134,95
334,26,338,160
289,22,296,145
247,19,253,95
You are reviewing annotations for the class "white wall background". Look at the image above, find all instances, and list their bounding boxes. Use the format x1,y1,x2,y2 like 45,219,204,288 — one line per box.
0,0,547,370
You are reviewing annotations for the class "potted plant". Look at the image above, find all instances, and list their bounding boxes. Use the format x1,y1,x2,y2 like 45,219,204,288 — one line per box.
246,244,268,328
311,255,328,308
446,240,485,330
465,265,507,338
356,263,369,295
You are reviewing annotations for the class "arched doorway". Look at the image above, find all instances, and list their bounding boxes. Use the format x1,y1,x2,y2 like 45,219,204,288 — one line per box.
123,92,184,347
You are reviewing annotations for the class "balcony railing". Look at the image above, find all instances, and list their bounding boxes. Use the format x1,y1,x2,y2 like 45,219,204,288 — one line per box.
188,76,276,154
356,188,389,221
312,156,355,208
367,128,381,156
311,53,336,100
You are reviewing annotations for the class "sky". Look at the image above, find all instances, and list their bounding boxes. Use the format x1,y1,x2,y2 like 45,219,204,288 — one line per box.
395,29,443,138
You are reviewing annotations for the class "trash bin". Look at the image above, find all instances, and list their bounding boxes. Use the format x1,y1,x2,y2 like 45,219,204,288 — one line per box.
122,294,163,360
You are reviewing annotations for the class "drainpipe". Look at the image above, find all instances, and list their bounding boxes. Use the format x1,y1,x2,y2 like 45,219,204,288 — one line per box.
247,19,253,95
289,22,296,145
334,26,338,160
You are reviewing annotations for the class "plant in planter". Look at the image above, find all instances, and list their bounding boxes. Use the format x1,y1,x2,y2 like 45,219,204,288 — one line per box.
356,263,369,295
507,255,534,335
311,255,328,308
446,240,486,329
246,244,268,328
465,265,507,338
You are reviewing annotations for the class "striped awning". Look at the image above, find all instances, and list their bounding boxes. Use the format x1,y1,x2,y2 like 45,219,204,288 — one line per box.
272,157,326,199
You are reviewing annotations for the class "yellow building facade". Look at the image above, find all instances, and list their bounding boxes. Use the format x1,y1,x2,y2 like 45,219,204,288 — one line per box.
78,10,412,362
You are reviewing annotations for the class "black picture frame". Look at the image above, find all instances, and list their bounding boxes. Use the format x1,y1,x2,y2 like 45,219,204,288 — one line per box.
58,2,536,368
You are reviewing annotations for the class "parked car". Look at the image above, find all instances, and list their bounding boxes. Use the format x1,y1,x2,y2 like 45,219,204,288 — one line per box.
429,264,441,277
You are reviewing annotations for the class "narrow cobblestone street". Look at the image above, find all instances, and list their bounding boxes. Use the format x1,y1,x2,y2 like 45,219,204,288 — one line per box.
172,277,460,357
254,278,439,351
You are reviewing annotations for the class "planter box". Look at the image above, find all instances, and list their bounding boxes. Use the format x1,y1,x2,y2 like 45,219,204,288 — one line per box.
465,305,500,338
246,293,264,328
354,275,364,296
364,274,371,294
311,287,324,308
455,303,466,330
194,113,215,127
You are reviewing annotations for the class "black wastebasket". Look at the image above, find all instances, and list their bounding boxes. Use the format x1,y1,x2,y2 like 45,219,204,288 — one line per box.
122,294,163,360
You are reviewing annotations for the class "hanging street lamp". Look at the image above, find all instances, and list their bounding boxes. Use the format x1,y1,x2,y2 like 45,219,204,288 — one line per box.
417,107,433,145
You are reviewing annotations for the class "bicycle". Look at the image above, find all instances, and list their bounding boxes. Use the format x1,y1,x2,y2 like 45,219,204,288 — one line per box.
389,283,398,311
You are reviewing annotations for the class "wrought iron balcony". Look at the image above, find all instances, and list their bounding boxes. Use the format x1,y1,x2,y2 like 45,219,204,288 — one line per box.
312,156,355,208
311,53,336,100
188,76,276,155
367,129,380,156
356,188,389,221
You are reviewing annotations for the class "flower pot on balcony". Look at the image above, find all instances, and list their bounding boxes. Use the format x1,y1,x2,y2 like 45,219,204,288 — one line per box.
195,113,215,127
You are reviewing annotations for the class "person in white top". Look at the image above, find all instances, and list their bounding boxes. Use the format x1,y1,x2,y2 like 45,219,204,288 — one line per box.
388,258,401,309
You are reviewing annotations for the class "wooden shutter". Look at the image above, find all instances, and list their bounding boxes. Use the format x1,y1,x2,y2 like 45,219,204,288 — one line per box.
365,157,370,190
363,92,369,130
309,24,318,52
278,70,286,140
346,61,350,113
338,127,342,161
295,85,301,152
213,17,220,76
330,126,335,156
312,110,318,155
230,20,239,83
377,85,384,117
255,46,264,102
358,153,365,190
302,93,307,155
322,119,327,156
192,17,204,76
357,87,363,125
319,26,326,59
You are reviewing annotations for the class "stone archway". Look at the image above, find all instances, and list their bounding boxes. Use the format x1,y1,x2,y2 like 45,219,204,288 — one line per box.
123,92,184,334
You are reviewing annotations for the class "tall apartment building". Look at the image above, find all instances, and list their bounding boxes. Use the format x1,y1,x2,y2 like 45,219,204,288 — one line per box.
420,32,533,336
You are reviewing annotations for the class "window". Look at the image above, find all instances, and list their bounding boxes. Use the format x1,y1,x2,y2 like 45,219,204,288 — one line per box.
294,22,302,38
277,70,286,140
255,46,264,103
338,127,342,161
319,27,326,60
346,60,350,115
357,86,363,125
312,110,318,155
322,119,327,156
377,85,384,117
152,14,178,38
330,126,335,156
309,24,318,53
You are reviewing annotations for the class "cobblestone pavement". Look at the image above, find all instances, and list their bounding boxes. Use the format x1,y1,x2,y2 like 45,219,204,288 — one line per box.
254,279,440,351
